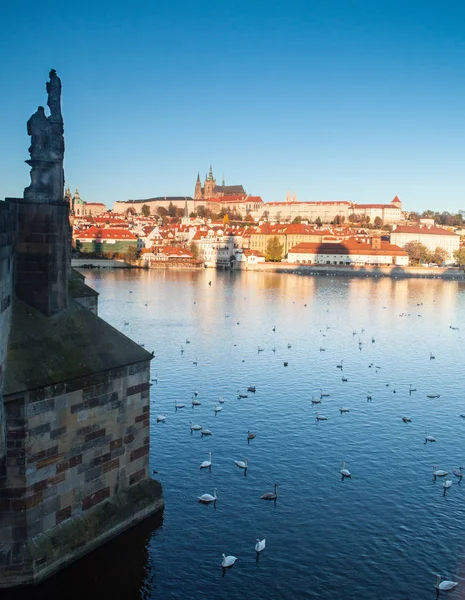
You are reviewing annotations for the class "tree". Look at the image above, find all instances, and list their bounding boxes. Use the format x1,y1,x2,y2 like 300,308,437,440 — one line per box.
265,236,284,261
157,206,168,217
374,216,383,228
124,245,138,263
262,210,269,222
453,247,465,266
431,246,449,265
141,204,150,217
292,216,302,224
189,211,197,218
245,214,255,223
168,202,177,217
403,241,431,265
189,242,199,259
315,217,322,228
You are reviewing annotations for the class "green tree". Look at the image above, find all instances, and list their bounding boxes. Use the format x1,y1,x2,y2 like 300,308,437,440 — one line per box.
374,216,383,228
189,211,197,218
315,217,322,228
189,241,199,259
292,216,302,224
197,206,207,218
141,204,150,217
124,245,138,263
265,236,284,261
453,247,465,266
403,241,431,265
431,246,449,265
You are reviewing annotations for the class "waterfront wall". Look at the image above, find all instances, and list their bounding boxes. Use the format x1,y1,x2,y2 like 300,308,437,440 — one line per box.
237,262,465,280
71,258,131,269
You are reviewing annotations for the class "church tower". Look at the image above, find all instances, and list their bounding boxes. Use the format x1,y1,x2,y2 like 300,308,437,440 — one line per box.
194,172,202,199
203,165,216,198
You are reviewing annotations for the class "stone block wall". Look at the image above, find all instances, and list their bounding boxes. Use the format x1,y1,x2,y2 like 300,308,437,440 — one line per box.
0,360,158,587
0,201,16,474
8,198,70,317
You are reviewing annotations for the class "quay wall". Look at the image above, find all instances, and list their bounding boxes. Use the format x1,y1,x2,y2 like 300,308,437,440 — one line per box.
237,262,465,280
71,259,131,269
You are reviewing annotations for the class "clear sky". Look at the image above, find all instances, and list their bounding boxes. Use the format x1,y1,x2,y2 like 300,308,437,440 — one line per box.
1,0,465,213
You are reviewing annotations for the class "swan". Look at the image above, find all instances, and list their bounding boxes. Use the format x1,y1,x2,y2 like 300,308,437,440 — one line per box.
340,462,351,478
156,413,166,422
342,376,348,382
221,554,237,568
435,575,458,592
340,407,350,413
315,412,328,421
214,405,223,413
320,389,330,397
425,432,436,443
247,430,256,441
433,465,448,479
192,398,201,406
402,416,411,423
175,401,185,410
443,479,452,490
311,397,321,404
190,423,202,431
453,466,463,479
235,458,248,469
261,484,278,500
255,539,266,553
201,427,212,436
200,452,212,470
193,390,199,397
218,397,225,404
198,488,217,503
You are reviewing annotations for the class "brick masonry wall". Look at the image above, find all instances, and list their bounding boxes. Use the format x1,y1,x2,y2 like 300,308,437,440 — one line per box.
0,359,156,584
0,200,16,476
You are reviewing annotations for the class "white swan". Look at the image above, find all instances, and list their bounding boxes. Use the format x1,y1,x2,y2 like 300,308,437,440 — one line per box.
433,465,448,479
235,458,248,469
255,539,266,553
261,484,278,500
201,427,212,436
156,413,166,422
192,398,201,406
424,432,436,443
200,452,212,470
221,554,237,568
340,462,351,478
311,397,321,404
198,488,217,503
190,423,202,431
218,397,225,404
340,407,349,413
214,405,223,413
435,574,458,591
175,401,185,410
443,479,452,490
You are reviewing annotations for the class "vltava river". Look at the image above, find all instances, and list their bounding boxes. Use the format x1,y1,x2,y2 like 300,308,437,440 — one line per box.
17,269,465,599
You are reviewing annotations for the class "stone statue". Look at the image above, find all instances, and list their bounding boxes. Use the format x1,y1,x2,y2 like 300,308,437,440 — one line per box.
46,69,63,123
24,70,65,203
26,106,50,160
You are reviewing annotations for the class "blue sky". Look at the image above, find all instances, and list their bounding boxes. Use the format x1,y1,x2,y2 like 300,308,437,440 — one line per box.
1,0,465,212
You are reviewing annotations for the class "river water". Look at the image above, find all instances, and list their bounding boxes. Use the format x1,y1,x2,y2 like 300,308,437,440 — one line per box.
19,270,465,599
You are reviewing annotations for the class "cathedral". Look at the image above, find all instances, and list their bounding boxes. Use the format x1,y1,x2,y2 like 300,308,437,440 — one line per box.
194,166,246,200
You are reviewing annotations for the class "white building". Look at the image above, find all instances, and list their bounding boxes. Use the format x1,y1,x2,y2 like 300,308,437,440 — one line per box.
390,225,460,262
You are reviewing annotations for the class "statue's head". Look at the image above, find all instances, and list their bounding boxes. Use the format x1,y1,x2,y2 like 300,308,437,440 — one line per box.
49,69,57,78
38,106,45,114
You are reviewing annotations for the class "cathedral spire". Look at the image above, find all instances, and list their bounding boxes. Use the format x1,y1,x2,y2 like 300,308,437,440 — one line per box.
208,165,213,181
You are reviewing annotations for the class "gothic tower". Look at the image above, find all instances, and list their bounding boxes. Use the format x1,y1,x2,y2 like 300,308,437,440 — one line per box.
203,165,216,198
194,172,202,199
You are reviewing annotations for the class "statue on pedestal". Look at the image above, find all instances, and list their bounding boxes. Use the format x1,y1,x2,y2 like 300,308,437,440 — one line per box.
25,69,65,202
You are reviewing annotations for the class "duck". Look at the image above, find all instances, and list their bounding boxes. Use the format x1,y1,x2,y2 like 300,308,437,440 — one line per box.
342,376,348,382
200,452,212,470
221,554,237,568
435,574,458,592
340,407,350,414
235,458,248,469
340,461,351,478
315,412,328,421
433,465,448,480
156,413,166,423
198,489,217,503
218,397,225,404
201,427,212,436
402,416,411,423
336,360,343,369
425,432,436,444
255,539,266,553
261,484,278,501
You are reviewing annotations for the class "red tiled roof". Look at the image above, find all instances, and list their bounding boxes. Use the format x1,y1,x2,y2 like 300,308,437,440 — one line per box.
288,240,408,256
76,227,136,241
392,226,458,236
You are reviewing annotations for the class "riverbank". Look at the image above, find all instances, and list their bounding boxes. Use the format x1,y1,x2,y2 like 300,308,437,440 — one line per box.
239,262,465,280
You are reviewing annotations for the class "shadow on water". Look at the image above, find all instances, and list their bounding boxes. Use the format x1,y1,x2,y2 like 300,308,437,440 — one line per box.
2,509,164,600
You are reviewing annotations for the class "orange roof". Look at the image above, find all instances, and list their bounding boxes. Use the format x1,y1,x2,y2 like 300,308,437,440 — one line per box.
392,226,458,236
288,240,408,256
76,227,136,240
